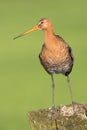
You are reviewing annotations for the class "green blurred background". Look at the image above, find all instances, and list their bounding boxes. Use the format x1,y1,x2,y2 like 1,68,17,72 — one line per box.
0,0,87,130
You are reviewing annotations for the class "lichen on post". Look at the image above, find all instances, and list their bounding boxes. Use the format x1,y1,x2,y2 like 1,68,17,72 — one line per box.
28,103,87,130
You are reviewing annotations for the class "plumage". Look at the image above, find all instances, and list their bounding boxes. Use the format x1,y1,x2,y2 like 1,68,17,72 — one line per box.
39,35,74,76
14,18,74,107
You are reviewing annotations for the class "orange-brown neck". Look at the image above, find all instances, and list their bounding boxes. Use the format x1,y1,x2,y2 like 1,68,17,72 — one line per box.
44,27,55,46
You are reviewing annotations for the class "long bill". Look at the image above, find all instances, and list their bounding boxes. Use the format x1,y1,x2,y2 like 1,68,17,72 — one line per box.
13,25,39,40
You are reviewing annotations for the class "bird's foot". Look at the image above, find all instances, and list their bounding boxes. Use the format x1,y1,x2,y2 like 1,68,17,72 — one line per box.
48,105,57,119
49,105,56,114
72,100,82,106
71,100,83,115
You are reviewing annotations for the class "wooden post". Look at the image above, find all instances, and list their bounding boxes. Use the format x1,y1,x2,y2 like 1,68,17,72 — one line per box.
28,103,87,130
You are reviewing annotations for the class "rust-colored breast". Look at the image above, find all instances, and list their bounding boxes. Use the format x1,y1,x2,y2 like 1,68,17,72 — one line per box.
39,35,74,75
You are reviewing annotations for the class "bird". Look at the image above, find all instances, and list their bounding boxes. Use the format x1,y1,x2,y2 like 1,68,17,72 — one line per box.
14,18,74,107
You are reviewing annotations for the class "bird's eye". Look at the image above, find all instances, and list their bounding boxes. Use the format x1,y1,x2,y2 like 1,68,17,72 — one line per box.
41,21,44,24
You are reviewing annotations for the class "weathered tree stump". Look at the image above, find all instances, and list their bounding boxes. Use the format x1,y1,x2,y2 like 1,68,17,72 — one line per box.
28,103,87,130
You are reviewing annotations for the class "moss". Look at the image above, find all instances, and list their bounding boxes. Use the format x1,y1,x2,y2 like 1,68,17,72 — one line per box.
28,103,87,130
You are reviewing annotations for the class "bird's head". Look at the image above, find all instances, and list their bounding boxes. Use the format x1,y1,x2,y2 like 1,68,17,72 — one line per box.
37,18,52,30
13,18,52,39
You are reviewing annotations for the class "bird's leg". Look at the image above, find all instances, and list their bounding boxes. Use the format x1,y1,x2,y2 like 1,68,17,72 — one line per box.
51,74,55,108
67,75,81,114
67,75,74,104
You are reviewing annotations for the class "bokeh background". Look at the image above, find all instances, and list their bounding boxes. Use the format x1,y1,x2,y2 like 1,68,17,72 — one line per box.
0,0,87,130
